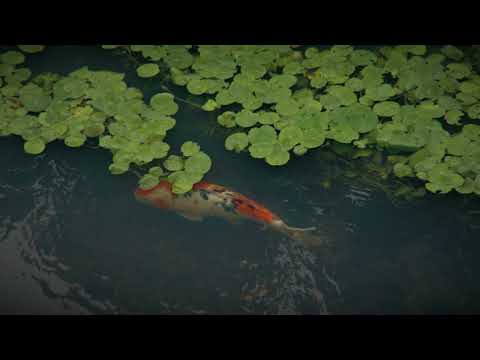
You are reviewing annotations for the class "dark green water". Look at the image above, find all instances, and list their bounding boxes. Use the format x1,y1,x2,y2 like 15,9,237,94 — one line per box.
1,46,480,314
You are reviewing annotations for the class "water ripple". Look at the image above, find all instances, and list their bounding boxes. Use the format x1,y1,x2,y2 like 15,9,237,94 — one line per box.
0,159,117,314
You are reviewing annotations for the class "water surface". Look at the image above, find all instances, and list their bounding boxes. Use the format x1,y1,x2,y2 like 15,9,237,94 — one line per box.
1,46,480,314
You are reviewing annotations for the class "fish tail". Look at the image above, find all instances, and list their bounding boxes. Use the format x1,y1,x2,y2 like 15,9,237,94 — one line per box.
282,225,326,248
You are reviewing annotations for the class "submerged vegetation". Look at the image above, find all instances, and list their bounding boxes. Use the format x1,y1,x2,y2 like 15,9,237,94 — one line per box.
1,45,480,197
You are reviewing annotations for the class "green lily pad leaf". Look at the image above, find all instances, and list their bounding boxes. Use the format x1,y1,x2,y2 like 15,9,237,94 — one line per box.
467,104,480,119
327,85,357,106
365,84,396,101
349,50,377,66
171,174,195,195
235,110,259,128
279,125,303,150
330,103,379,133
345,78,364,92
293,144,308,156
215,89,235,106
225,132,249,152
441,45,464,61
101,45,122,50
258,111,280,125
108,162,129,175
373,101,401,117
462,124,480,140
139,174,160,190
437,96,462,111
217,111,237,128
201,99,218,112
265,143,290,166
24,139,46,155
424,164,464,194
455,177,475,194
327,123,359,144
84,124,105,137
10,68,32,83
393,163,414,178
163,155,184,171
398,45,427,55
148,166,165,177
150,141,170,159
150,93,178,115
447,63,471,80
1,51,25,65
181,141,201,157
64,134,86,148
18,84,51,112
301,128,326,149
276,98,301,116
417,103,445,118
249,142,275,159
456,92,477,106
445,109,463,125
185,151,212,174
458,81,480,96
187,79,208,95
18,45,45,53
136,63,160,78
248,125,277,144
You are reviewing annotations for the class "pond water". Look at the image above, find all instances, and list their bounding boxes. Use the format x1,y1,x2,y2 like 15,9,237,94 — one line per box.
1,46,480,314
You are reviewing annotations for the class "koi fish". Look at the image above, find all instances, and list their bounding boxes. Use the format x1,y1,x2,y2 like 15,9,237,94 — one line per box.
134,181,324,247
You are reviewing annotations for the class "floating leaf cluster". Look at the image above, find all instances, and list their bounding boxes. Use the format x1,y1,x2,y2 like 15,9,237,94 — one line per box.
138,141,212,194
103,44,480,196
0,47,212,193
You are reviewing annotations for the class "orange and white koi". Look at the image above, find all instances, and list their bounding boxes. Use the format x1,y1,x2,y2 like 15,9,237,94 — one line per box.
134,181,323,247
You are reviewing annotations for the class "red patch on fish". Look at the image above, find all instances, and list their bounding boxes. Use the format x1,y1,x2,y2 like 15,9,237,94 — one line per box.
231,194,278,224
192,181,227,193
134,181,173,209
134,181,172,197
193,182,279,223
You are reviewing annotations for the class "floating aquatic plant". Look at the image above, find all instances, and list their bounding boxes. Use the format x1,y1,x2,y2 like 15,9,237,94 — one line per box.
0,48,212,194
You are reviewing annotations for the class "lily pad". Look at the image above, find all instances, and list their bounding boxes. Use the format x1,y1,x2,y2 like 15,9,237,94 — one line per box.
217,111,237,128
148,166,165,177
181,141,201,157
373,101,401,117
163,155,184,171
17,45,45,53
235,110,259,128
201,99,218,111
136,63,160,78
445,109,463,125
266,143,290,166
184,151,212,174
24,139,45,155
139,174,160,190
150,93,178,115
279,125,303,150
64,135,86,148
248,125,277,144
1,51,25,65
249,142,275,159
225,132,249,152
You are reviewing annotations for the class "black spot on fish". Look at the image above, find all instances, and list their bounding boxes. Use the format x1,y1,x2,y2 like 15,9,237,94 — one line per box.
222,201,236,213
199,190,209,201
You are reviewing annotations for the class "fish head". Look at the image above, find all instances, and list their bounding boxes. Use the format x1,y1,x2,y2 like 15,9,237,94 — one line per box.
134,181,174,209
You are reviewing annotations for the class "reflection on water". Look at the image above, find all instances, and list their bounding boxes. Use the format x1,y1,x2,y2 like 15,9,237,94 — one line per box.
0,156,117,314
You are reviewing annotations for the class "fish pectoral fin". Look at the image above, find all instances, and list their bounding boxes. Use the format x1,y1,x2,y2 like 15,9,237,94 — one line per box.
178,212,204,222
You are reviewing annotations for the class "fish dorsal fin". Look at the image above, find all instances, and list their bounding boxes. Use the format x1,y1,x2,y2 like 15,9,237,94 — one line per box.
178,212,204,222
